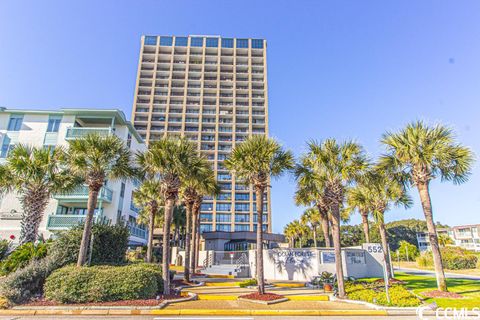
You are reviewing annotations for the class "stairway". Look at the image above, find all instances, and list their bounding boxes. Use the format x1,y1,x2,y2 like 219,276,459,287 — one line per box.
203,264,250,278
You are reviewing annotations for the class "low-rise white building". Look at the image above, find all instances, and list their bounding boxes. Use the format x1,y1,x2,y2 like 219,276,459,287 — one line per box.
416,224,480,252
0,108,147,245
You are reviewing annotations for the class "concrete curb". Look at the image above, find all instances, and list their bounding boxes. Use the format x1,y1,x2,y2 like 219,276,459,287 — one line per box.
0,309,392,316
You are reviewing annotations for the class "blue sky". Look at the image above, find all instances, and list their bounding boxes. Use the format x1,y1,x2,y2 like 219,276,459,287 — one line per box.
1,1,479,233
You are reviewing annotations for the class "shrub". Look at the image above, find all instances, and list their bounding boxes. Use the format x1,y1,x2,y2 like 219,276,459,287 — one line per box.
50,223,129,265
416,246,478,270
345,281,421,307
239,278,257,288
391,241,419,261
0,240,11,261
44,263,162,303
0,242,48,276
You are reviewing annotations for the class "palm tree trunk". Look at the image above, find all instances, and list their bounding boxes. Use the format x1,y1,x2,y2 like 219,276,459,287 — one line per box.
162,198,175,295
313,227,318,248
184,202,193,282
377,216,392,279
361,211,370,243
255,187,265,295
194,211,200,271
417,182,447,291
19,189,49,245
146,204,156,263
77,187,100,266
330,203,346,299
317,206,331,247
190,211,197,274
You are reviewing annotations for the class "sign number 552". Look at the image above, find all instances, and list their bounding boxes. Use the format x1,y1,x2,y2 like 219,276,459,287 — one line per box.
367,245,383,253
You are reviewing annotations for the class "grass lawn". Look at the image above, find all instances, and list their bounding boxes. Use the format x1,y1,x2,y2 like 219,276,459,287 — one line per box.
394,272,480,308
395,261,480,277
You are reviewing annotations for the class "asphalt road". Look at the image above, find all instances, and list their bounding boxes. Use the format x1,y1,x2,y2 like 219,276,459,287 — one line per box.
395,267,480,280
0,316,420,320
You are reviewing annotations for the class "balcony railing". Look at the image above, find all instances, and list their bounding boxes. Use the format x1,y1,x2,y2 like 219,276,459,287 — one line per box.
46,214,108,230
54,185,113,203
65,127,113,140
129,225,148,239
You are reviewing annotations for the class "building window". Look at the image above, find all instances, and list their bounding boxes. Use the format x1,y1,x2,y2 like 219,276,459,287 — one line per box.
217,173,231,181
253,224,267,232
200,213,213,222
201,203,213,211
216,224,231,232
120,182,126,198
0,136,12,158
191,37,204,47
7,115,23,131
251,39,264,49
222,38,234,48
235,224,249,232
235,214,250,223
219,183,231,190
235,193,249,201
47,116,62,133
253,203,268,212
235,203,250,212
200,224,213,233
216,214,231,223
206,38,218,47
144,36,158,46
175,37,188,47
216,203,231,212
217,193,231,200
126,133,132,148
159,36,173,46
236,39,248,48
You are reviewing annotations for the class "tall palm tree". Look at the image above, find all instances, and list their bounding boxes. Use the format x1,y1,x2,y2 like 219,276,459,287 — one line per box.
1,145,80,244
347,186,372,243
300,208,321,247
302,139,367,298
137,137,202,295
68,134,136,267
133,179,163,263
225,135,294,294
283,222,297,248
180,155,215,282
380,121,474,291
294,163,331,247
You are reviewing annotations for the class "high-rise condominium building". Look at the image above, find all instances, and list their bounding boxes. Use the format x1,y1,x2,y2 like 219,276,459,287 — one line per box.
131,35,271,234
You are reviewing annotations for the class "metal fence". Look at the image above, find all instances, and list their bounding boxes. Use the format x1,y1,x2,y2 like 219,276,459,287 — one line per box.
209,251,249,266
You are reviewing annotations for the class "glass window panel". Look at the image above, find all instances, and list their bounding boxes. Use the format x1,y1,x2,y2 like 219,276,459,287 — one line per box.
206,38,219,47
191,37,204,47
175,37,188,46
251,39,264,49
47,116,62,133
144,36,158,45
221,38,234,48
236,39,248,48
216,224,231,232
216,203,231,211
160,36,173,46
200,224,213,233
7,115,23,131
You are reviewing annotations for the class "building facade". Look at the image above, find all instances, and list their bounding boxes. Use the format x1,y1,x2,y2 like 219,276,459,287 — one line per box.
0,108,148,245
416,224,480,252
131,35,271,234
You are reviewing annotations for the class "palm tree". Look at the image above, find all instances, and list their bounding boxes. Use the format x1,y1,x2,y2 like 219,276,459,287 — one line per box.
347,186,372,243
133,179,163,263
380,121,474,291
300,208,321,247
180,155,215,282
294,163,331,247
137,137,202,295
1,145,80,244
225,135,294,294
283,222,297,248
438,234,453,247
68,134,136,267
302,139,367,298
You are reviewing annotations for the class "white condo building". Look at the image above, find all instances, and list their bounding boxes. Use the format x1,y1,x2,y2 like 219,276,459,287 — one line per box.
0,108,147,245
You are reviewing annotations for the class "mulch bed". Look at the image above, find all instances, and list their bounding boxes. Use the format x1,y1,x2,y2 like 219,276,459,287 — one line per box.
421,290,463,299
23,295,184,307
172,279,199,286
373,278,406,285
238,292,285,301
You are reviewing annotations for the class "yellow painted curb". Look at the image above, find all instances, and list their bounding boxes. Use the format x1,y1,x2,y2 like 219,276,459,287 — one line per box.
288,295,330,301
318,310,388,316
273,282,305,288
181,309,251,316
150,309,181,315
0,310,36,315
197,294,237,300
204,282,241,286
207,274,235,279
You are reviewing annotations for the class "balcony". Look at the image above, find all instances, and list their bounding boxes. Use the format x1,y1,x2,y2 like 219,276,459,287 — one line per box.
65,127,113,140
129,225,148,239
46,214,107,230
54,185,114,203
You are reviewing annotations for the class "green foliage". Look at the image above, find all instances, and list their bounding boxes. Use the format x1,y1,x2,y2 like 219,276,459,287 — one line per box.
50,223,129,265
416,246,478,270
0,240,11,261
0,242,48,276
345,281,421,307
239,278,258,288
391,240,419,261
44,264,162,303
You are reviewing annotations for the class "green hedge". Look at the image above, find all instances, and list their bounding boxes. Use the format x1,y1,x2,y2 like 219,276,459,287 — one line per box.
416,246,478,270
345,281,421,307
44,264,162,303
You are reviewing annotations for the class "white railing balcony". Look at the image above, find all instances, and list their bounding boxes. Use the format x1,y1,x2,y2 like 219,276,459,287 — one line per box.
129,225,148,239
65,127,113,140
54,185,113,203
46,214,109,230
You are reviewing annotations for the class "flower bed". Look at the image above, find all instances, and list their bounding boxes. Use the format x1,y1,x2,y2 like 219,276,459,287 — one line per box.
239,292,285,301
421,290,463,299
345,281,421,307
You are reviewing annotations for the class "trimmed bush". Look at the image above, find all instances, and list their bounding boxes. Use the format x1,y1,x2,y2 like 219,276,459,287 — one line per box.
0,242,47,276
416,246,478,270
345,281,421,307
391,241,419,261
0,240,10,261
239,278,257,288
44,263,162,303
